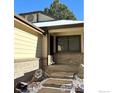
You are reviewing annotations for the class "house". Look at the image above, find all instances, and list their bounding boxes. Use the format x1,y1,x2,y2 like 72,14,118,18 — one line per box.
19,11,84,69
14,12,84,92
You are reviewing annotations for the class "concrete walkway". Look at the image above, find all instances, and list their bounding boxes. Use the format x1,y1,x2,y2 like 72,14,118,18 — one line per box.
38,64,77,93
38,78,73,93
38,87,70,93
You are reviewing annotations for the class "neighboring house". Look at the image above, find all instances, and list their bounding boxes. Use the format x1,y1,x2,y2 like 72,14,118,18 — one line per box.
20,11,55,23
14,14,45,83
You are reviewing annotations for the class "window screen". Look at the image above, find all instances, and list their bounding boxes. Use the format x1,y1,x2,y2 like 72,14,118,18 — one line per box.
69,36,80,51
57,37,68,52
57,36,80,52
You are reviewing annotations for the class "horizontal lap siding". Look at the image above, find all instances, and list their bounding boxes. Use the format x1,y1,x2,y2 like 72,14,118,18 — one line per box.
14,27,40,59
14,27,42,79
14,60,39,79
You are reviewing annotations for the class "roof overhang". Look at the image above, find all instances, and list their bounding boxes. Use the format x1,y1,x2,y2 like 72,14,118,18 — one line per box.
33,20,83,29
14,14,45,35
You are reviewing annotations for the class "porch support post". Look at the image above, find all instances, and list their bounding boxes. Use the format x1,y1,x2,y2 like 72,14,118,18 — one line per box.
47,33,50,55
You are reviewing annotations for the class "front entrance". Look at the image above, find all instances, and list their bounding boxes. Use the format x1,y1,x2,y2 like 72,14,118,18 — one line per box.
50,35,54,55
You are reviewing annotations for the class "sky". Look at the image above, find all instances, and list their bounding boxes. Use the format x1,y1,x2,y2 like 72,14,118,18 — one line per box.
14,0,84,20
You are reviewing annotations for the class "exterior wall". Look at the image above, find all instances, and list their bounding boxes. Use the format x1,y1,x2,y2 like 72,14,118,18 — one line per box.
54,53,83,65
14,23,43,81
14,59,39,79
14,27,42,59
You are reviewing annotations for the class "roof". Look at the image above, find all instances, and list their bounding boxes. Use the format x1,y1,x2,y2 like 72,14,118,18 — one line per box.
19,11,43,15
14,14,45,34
33,20,83,28
19,11,56,20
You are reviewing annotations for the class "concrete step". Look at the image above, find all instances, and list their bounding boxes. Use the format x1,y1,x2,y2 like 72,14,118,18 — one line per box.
42,78,72,88
38,87,70,93
47,71,74,79
38,78,72,93
46,64,79,73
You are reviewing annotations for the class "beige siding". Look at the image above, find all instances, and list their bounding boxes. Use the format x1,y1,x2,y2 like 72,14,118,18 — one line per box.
14,59,39,79
14,17,44,80
14,27,42,59
14,27,42,79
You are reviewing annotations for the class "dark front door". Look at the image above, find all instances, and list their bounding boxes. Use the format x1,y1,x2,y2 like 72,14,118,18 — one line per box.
50,36,54,55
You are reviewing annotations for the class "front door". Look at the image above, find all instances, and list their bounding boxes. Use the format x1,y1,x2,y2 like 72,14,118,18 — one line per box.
50,36,54,55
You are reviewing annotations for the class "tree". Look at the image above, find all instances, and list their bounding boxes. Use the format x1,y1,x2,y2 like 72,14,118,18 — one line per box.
43,0,76,20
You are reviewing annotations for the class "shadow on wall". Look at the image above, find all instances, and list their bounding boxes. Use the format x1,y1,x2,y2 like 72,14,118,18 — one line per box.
36,36,42,58
14,70,36,93
35,36,44,69
15,37,43,83
14,70,35,85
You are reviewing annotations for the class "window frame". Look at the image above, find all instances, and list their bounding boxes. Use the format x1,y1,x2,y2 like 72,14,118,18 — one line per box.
56,35,81,53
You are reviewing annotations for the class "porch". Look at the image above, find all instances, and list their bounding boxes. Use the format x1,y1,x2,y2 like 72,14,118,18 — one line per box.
38,22,84,93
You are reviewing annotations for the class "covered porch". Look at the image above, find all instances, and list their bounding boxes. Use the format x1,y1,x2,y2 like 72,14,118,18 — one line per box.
33,20,84,79
46,21,84,72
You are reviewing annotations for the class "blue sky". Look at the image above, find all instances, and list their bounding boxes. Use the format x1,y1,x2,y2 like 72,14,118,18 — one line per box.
14,0,84,20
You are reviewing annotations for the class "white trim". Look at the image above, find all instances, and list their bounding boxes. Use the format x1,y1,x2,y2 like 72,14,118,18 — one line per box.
33,20,83,27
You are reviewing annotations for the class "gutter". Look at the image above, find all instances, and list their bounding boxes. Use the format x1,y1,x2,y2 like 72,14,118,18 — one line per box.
14,14,46,35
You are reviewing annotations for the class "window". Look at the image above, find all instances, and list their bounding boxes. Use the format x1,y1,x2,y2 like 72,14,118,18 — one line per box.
56,36,81,52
